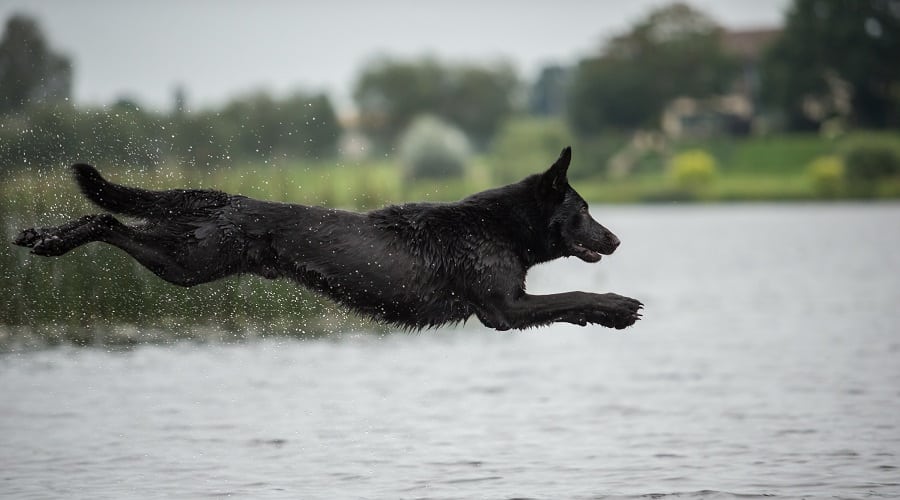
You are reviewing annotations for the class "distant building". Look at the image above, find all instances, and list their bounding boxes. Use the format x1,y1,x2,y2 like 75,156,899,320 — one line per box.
662,28,781,138
720,28,781,61
721,28,782,103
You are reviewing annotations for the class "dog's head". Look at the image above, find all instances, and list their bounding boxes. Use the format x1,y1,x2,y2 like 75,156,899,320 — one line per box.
538,147,620,263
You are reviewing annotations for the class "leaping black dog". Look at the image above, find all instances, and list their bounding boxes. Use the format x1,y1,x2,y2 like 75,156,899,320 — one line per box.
14,147,642,330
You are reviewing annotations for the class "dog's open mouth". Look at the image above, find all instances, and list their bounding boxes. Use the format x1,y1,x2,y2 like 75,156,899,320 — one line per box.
571,243,603,263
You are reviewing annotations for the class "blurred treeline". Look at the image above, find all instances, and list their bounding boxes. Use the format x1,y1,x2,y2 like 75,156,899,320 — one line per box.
1,1,898,181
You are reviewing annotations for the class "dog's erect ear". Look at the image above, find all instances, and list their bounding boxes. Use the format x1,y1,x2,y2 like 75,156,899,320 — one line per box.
540,146,571,195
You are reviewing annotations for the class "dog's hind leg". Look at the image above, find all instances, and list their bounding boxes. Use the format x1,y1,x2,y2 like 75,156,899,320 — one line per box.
98,225,237,287
14,214,121,257
15,215,232,287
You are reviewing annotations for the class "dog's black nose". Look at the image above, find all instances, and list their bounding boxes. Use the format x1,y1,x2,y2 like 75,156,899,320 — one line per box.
609,234,621,250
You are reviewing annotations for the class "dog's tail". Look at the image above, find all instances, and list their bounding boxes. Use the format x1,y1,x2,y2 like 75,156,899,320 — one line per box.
72,163,229,219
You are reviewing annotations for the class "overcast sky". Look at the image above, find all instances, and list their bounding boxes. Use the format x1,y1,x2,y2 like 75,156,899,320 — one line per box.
0,0,789,113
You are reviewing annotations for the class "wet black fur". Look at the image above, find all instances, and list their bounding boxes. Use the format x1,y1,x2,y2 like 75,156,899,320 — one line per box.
13,147,642,330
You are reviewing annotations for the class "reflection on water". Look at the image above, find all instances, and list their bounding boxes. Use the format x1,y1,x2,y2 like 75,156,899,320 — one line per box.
1,203,899,498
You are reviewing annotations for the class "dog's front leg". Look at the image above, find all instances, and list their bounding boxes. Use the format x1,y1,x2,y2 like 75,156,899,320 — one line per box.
478,292,642,330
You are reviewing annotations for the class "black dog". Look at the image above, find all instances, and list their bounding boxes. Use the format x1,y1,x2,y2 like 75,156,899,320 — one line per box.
14,147,642,330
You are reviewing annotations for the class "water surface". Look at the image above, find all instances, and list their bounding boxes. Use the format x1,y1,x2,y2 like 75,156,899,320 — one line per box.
2,203,899,498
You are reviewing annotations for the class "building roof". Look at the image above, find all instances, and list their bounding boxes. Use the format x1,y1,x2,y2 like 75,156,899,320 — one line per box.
721,28,782,60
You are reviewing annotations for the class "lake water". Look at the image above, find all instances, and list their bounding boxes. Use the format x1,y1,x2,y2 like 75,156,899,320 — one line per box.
2,203,899,499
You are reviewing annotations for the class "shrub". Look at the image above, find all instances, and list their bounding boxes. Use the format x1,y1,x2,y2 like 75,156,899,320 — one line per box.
844,145,900,186
669,149,717,192
807,155,844,197
398,115,471,180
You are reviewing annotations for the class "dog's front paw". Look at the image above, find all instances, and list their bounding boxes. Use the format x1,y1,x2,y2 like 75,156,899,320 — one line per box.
589,293,643,330
607,293,643,329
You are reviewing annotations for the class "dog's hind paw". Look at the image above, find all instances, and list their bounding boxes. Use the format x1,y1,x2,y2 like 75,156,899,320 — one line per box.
13,228,73,256
29,235,69,256
13,228,43,248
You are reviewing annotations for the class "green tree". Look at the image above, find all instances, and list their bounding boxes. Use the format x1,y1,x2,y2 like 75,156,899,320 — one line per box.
354,57,518,150
172,90,341,167
220,92,284,160
0,100,166,170
442,64,518,149
78,100,166,167
219,91,341,161
762,0,900,129
568,3,737,134
275,92,341,159
170,109,238,168
0,15,72,115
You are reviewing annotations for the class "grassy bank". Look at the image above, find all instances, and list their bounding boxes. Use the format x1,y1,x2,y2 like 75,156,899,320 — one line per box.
578,131,900,202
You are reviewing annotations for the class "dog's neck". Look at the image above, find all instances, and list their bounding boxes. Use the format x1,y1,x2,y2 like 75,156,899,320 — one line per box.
460,176,563,269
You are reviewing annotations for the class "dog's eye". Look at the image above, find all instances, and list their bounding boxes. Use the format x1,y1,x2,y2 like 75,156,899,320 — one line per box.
580,205,589,213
